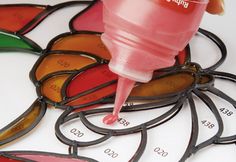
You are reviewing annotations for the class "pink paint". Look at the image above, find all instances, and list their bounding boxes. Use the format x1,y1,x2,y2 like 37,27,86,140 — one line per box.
13,153,88,162
72,0,104,32
101,0,209,124
103,76,135,124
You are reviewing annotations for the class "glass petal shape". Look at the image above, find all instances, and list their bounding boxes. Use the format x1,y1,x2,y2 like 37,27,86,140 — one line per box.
47,32,111,60
64,64,117,106
66,84,117,107
31,52,97,82
41,73,71,103
4,151,97,162
130,72,195,98
66,64,118,97
0,100,46,146
0,30,42,52
0,155,23,162
0,5,46,33
64,67,195,107
70,0,104,32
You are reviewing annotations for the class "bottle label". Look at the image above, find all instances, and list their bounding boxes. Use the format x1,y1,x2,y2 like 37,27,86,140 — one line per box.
155,0,196,13
167,0,189,8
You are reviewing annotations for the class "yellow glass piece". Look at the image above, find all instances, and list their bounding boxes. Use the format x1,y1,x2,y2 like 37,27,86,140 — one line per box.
0,102,41,142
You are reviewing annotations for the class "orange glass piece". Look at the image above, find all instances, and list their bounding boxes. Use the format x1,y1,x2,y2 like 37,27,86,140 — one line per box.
49,33,111,60
0,6,45,32
41,74,71,103
35,53,96,81
130,72,195,97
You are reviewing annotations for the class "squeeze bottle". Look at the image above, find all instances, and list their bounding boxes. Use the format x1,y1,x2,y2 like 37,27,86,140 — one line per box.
101,0,209,124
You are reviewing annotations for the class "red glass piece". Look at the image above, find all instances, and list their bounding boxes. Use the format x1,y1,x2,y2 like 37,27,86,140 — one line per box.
177,48,188,65
0,5,46,32
71,0,104,32
66,64,118,97
67,83,117,106
12,153,89,162
0,156,22,162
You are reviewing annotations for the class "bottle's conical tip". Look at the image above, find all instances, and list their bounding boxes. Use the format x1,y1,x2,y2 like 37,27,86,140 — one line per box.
103,76,135,125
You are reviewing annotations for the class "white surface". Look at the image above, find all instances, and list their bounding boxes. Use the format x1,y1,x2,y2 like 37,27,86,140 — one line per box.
0,0,236,162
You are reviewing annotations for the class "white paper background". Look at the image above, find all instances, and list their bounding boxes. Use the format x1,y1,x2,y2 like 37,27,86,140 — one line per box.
0,0,236,162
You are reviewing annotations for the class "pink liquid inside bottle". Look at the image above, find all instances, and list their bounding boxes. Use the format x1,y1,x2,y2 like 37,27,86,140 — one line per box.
101,0,209,124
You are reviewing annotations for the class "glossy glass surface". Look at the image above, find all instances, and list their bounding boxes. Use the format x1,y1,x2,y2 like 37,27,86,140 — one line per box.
130,72,195,97
0,31,37,51
14,154,88,162
35,53,96,81
71,0,104,32
66,84,117,106
0,156,23,162
49,33,111,60
0,6,45,32
65,65,117,106
0,102,42,142
66,64,117,97
41,74,71,102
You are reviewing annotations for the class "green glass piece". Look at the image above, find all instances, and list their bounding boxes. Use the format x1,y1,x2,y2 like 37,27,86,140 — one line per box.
0,31,41,52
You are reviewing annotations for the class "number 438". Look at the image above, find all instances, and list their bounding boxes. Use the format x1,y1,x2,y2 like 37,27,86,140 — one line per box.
219,108,233,116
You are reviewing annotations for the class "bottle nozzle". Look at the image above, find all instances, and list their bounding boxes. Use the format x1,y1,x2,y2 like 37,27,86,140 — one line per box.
103,76,135,125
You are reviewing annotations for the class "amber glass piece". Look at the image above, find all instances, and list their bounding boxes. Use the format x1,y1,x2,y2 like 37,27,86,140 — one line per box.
41,74,71,102
49,33,111,60
130,72,195,97
198,74,213,84
35,53,96,80
0,6,45,32
0,102,42,143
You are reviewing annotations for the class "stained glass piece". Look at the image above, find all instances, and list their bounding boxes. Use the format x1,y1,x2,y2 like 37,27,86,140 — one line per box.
48,33,111,60
10,152,97,162
0,155,23,162
34,53,96,81
64,64,117,107
130,72,195,97
66,64,118,97
41,74,71,102
177,48,189,65
0,101,46,146
65,67,195,107
0,5,45,32
71,0,104,32
67,83,117,107
198,74,213,84
0,31,41,52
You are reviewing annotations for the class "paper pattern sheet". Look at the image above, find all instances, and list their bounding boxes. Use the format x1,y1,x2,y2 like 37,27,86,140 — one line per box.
1,1,236,162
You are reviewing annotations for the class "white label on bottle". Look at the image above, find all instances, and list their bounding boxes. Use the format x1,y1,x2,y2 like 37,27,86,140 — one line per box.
166,0,189,9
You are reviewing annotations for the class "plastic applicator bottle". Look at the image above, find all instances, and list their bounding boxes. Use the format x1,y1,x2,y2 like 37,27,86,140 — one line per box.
101,0,209,124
